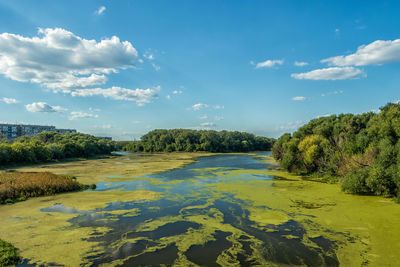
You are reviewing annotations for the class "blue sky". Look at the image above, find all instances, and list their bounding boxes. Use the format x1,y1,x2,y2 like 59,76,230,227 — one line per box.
0,0,399,140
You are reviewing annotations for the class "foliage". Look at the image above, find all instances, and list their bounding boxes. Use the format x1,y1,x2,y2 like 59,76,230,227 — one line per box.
0,171,95,204
272,102,400,199
123,129,275,153
0,239,22,266
0,132,117,166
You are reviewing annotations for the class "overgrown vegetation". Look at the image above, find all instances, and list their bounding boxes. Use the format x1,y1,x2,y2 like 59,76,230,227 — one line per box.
0,171,95,204
272,102,400,199
123,129,275,153
0,239,22,266
0,132,117,166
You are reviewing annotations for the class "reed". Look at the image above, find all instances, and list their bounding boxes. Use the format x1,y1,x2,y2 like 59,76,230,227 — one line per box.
0,171,95,204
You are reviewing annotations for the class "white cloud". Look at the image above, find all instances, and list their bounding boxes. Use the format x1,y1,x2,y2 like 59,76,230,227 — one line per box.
71,87,157,106
25,102,65,113
321,39,400,66
255,59,284,68
294,61,308,67
292,96,306,101
151,63,160,71
96,6,106,15
166,95,171,100
214,105,224,109
192,103,209,111
69,111,99,120
291,67,365,80
321,90,343,97
132,120,141,124
199,115,208,120
143,52,154,60
1,97,18,104
200,122,216,127
172,90,183,94
215,116,224,121
89,107,101,112
0,28,138,91
278,120,304,131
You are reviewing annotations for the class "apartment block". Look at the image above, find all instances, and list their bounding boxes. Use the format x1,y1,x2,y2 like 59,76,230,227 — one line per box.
0,123,76,139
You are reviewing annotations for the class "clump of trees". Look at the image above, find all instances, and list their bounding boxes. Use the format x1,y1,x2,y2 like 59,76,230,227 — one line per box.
0,132,117,166
123,129,275,153
272,102,400,200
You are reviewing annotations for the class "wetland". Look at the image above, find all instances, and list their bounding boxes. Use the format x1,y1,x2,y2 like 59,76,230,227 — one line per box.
1,152,400,266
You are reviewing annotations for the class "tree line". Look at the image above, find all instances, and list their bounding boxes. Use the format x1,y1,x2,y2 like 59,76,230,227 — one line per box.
123,129,275,153
272,102,400,200
0,132,117,166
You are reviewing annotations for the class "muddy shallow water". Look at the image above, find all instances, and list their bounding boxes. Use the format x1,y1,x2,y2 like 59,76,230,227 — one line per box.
1,152,400,266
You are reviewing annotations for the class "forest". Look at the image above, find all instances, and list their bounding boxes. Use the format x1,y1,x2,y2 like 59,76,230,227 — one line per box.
122,129,275,153
0,132,117,166
272,102,400,200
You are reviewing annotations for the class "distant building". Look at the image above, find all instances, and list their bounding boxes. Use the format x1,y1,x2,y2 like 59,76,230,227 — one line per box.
0,123,76,139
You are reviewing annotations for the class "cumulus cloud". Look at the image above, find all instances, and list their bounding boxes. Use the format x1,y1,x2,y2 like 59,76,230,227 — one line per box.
1,97,18,104
321,39,400,66
71,87,158,106
292,96,306,101
0,28,138,91
192,103,209,111
214,105,224,109
291,67,365,80
96,6,106,15
215,116,224,121
25,102,65,113
200,122,216,127
294,61,308,67
69,111,99,120
172,90,183,94
254,59,284,68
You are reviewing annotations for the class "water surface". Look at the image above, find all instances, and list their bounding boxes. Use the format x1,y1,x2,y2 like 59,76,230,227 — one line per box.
2,152,400,266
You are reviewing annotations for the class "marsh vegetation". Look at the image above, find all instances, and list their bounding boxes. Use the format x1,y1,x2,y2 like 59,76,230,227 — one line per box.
0,171,95,204
0,152,399,266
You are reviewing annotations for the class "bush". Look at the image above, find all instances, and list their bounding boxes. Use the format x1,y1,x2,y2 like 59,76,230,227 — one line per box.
0,239,22,266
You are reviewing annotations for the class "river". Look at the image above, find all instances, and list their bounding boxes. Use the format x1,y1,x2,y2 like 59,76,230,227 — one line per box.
1,152,400,266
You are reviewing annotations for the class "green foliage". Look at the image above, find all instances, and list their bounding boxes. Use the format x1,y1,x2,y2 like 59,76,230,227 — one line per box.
0,239,22,266
0,132,117,166
123,129,275,153
273,102,400,198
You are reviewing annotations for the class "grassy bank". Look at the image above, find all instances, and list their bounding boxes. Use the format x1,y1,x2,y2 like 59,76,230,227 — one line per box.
0,239,21,266
0,171,95,204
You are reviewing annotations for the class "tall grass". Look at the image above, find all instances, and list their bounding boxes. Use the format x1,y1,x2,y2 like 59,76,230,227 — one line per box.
0,171,95,204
